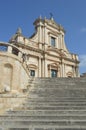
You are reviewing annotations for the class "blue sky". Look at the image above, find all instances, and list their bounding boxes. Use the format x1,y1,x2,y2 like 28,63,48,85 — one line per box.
0,0,86,74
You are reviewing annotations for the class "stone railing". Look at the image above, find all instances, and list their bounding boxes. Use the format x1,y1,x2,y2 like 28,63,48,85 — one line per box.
0,42,27,62
0,42,25,61
0,42,29,75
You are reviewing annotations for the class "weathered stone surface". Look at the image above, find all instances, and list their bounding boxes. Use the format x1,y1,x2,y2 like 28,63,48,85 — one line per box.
0,77,86,129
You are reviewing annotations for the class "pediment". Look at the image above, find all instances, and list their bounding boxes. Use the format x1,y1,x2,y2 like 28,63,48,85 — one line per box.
28,64,38,69
47,48,67,58
47,48,61,57
49,62,59,67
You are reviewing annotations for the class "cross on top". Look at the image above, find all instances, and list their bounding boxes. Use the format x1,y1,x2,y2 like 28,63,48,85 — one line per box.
50,13,53,20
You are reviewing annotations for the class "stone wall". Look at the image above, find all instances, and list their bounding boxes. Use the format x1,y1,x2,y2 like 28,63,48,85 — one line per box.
0,52,29,93
0,43,29,113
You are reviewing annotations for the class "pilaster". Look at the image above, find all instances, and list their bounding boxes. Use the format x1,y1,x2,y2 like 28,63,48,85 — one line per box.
44,23,48,50
38,23,42,49
61,59,65,77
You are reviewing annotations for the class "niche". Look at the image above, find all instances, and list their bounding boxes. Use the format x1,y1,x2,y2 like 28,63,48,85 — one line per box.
3,64,13,92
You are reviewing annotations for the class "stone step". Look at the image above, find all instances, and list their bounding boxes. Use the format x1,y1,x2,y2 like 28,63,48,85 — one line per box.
27,96,86,100
1,77,86,129
1,115,86,121
32,78,86,84
24,98,86,103
1,126,86,130
32,84,86,88
33,78,86,82
24,102,86,107
6,110,86,116
29,89,86,95
29,85,86,89
34,78,86,83
25,101,86,105
1,127,86,130
29,93,86,98
34,77,81,80
26,97,86,101
29,87,86,91
22,106,86,110
29,87,86,92
1,120,86,128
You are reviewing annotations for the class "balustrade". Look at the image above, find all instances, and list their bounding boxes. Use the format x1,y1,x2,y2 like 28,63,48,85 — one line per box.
0,42,24,60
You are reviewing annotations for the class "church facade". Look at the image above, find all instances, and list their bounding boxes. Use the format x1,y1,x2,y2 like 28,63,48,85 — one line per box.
9,16,80,78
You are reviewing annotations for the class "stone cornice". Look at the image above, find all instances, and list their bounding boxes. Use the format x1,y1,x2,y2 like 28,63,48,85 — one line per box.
14,42,44,54
13,42,79,64
61,56,80,64
47,47,79,64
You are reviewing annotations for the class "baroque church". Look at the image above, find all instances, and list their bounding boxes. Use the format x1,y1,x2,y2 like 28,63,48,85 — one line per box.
9,16,79,78
0,16,80,93
1,17,86,130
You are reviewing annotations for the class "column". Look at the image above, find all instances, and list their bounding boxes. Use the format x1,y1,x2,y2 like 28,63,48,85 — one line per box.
48,65,51,77
64,64,66,77
57,67,60,77
44,59,48,77
61,59,65,77
72,66,75,77
41,58,44,77
62,63,65,77
76,66,80,77
38,57,41,77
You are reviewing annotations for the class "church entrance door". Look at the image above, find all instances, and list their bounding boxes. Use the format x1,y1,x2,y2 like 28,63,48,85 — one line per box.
51,69,57,77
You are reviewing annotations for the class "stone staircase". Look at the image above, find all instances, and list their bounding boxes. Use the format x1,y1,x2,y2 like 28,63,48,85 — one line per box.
1,77,86,130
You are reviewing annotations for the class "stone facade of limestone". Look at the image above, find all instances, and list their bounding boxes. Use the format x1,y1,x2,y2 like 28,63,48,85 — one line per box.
9,17,79,78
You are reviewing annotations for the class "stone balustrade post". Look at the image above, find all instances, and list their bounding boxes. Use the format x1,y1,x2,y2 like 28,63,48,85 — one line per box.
8,46,12,53
18,51,22,59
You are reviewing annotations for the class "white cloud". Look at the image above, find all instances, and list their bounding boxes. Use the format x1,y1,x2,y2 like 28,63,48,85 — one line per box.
79,55,86,67
81,27,86,33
